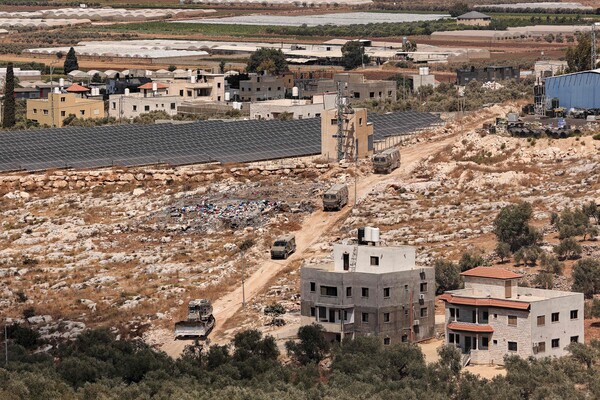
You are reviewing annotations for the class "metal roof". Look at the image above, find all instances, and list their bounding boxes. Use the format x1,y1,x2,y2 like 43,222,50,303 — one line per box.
457,11,491,20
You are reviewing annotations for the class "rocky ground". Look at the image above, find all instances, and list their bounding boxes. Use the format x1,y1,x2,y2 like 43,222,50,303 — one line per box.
2,107,600,350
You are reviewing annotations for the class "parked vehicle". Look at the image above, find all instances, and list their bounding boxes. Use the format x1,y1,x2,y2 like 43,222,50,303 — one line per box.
373,148,400,174
323,184,349,211
174,299,215,339
270,234,296,259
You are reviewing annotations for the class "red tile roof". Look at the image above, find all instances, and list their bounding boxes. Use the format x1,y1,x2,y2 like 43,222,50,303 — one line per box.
138,82,168,90
66,83,89,92
439,293,530,310
447,322,494,333
461,266,523,280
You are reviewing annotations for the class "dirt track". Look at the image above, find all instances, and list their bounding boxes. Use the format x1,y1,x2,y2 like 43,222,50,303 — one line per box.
158,111,500,358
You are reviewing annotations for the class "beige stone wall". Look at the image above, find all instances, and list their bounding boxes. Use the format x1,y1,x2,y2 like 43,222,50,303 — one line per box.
458,18,491,27
321,108,373,161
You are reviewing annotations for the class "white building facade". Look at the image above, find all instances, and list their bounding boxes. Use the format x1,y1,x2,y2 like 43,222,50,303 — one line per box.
441,267,584,365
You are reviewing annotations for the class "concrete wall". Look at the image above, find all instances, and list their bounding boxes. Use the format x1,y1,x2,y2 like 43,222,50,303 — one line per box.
317,74,396,103
458,18,491,26
108,94,180,119
250,101,325,120
332,243,416,273
27,93,105,127
464,276,518,299
301,264,435,344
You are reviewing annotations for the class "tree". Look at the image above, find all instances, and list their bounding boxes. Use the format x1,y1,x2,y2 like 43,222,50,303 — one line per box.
2,62,15,128
167,65,177,72
63,47,79,74
554,207,589,239
533,271,553,289
514,245,541,267
341,41,369,70
219,60,226,74
493,202,540,252
496,242,511,263
285,324,330,365
458,248,485,272
91,73,103,83
572,258,600,298
567,341,599,369
565,33,597,73
554,237,582,260
449,2,469,18
437,344,462,375
583,201,600,225
246,49,288,75
434,258,461,294
540,252,564,275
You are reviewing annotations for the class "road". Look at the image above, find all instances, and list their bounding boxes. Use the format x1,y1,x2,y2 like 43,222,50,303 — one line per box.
159,112,493,358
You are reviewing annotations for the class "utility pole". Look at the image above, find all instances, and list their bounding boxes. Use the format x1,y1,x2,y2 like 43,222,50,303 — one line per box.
241,250,246,308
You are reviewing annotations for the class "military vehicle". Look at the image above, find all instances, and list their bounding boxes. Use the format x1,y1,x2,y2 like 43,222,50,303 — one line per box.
174,299,215,339
323,184,349,211
270,234,296,259
373,148,400,174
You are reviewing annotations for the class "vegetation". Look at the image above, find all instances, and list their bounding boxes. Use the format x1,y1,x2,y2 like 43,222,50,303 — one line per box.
552,207,592,240
285,324,330,365
63,47,79,74
2,62,16,128
554,237,583,260
3,326,600,399
572,258,600,298
434,258,461,294
341,41,369,71
493,202,540,253
566,33,597,73
495,241,511,263
448,2,469,17
458,248,485,272
246,48,288,75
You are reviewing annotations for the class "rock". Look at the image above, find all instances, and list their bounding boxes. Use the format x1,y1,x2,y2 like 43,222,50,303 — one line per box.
132,188,145,197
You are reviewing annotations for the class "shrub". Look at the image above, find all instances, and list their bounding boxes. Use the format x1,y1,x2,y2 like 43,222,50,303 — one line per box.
554,237,582,260
572,258,600,298
458,249,485,272
285,324,330,365
494,202,540,252
434,259,462,294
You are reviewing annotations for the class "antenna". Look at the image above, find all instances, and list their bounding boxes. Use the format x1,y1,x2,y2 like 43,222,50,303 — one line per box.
334,81,354,161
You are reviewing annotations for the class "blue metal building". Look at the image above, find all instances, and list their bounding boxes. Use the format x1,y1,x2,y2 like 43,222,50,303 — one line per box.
545,69,600,110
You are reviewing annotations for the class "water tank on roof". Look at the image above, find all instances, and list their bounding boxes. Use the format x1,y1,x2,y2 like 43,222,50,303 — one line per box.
363,227,380,243
419,67,429,76
59,78,64,88
124,88,130,96
152,82,157,93
292,86,298,97
225,92,231,101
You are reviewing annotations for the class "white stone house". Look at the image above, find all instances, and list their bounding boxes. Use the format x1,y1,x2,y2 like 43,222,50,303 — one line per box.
440,267,584,365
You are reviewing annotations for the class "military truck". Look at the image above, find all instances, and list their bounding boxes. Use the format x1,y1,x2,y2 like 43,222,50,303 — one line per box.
270,234,296,259
373,148,400,174
323,184,349,211
174,299,215,339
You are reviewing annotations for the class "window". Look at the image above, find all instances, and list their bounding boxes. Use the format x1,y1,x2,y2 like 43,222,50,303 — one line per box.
493,339,497,345
455,334,460,344
552,338,560,348
361,288,369,298
187,90,192,97
79,110,85,116
388,90,392,96
369,92,375,98
310,307,315,317
551,312,559,322
171,103,176,110
362,313,369,323
320,286,337,297
359,117,363,125
268,87,271,91
60,111,65,117
346,287,352,297
43,109,48,115
330,118,337,125
571,336,579,343
354,92,360,99
383,313,390,323
179,90,184,96
537,315,545,326
482,311,489,322
449,333,455,343
537,341,546,353
256,87,261,92
481,337,489,349
144,105,150,112
33,108,37,114
370,256,379,266
570,310,579,320
133,105,137,111
404,309,409,316
112,102,116,109
508,315,517,326
402,335,408,342
404,284,409,291
508,341,518,351
420,307,428,318
60,96,65,102
420,282,428,292
450,308,456,318
383,337,391,345
217,82,221,88
383,287,390,298
310,282,316,292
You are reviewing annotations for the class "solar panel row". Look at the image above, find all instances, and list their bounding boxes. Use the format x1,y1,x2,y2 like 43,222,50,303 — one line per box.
0,111,442,172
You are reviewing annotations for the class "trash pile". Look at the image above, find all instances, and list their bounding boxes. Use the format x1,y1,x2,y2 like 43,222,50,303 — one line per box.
169,199,282,230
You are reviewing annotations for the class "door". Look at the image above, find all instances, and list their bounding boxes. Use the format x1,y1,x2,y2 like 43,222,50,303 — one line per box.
505,280,512,298
343,253,350,271
329,308,336,323
465,336,472,353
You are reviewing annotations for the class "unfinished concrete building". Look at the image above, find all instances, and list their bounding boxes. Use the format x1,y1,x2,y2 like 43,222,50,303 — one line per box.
320,107,373,161
316,73,396,103
239,72,294,102
300,228,435,345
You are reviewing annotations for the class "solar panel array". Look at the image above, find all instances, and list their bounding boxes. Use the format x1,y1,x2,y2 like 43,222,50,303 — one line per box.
0,111,442,172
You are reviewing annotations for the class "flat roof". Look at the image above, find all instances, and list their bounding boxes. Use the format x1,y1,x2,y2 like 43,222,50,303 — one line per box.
461,266,523,280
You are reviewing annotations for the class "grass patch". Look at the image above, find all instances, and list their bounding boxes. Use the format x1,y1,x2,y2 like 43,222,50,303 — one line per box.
98,22,269,37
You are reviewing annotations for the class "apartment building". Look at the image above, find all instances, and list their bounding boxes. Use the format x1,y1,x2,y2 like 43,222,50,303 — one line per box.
26,92,105,127
239,72,294,102
440,267,584,365
108,82,180,120
250,92,336,120
164,71,226,103
300,227,435,345
315,73,397,103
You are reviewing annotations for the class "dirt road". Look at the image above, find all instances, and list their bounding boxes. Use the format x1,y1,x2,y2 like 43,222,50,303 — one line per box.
159,112,497,358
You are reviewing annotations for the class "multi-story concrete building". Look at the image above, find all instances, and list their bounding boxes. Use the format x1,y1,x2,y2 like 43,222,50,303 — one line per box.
26,92,105,127
440,267,584,365
315,73,397,103
457,11,491,27
320,107,373,161
163,71,226,103
300,228,435,345
108,82,180,120
250,93,336,120
239,72,294,102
